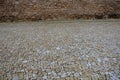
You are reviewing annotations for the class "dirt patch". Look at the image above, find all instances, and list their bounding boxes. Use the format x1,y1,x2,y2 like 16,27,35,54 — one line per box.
0,0,120,22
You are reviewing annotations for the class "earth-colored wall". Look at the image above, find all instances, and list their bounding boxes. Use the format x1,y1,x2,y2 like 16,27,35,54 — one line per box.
0,0,120,21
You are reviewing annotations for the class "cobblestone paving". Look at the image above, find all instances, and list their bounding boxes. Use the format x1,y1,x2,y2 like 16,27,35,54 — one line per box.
0,20,120,80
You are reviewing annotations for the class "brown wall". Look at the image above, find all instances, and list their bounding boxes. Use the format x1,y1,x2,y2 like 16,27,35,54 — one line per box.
0,0,120,21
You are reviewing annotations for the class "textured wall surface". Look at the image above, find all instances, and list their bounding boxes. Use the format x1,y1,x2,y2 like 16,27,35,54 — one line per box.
0,0,120,21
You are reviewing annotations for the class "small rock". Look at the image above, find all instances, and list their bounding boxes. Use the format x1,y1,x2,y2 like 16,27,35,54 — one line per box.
46,51,50,53
31,78,37,80
42,76,47,79
87,62,91,67
21,69,24,72
79,72,82,75
23,60,28,63
12,76,19,80
66,72,71,76
104,57,109,61
97,58,101,63
61,72,67,78
56,47,61,50
36,48,41,53
51,61,56,65
48,71,56,76
56,76,60,79
32,74,36,77
74,72,79,77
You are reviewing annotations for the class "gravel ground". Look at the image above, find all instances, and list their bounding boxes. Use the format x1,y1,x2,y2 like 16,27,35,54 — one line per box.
0,20,120,80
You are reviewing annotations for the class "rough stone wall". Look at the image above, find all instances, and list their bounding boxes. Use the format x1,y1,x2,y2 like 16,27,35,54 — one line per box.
0,0,120,21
